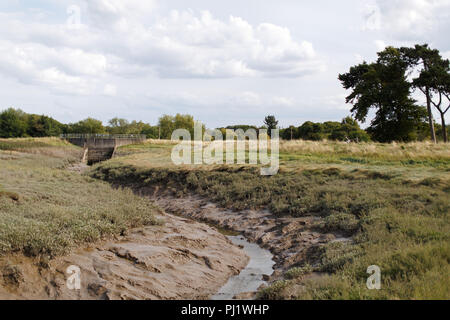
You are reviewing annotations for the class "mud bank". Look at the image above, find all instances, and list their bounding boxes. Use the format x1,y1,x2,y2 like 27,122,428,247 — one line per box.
0,212,248,300
147,193,340,278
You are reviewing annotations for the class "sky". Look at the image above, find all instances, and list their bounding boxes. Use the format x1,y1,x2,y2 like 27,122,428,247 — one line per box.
0,0,449,128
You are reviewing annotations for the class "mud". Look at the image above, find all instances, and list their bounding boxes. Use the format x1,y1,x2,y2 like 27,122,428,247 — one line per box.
148,193,340,278
0,212,248,300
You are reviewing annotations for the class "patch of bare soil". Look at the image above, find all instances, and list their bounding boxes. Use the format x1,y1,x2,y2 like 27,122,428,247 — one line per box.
146,192,342,280
66,162,89,173
0,212,248,300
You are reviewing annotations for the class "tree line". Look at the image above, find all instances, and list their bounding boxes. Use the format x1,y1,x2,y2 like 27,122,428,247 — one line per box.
0,109,196,140
1,107,447,143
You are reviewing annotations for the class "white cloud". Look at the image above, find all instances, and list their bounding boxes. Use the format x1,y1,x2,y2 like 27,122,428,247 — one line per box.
0,2,326,96
0,40,94,95
364,0,450,41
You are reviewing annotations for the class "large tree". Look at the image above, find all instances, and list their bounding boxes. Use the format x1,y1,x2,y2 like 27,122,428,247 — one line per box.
400,44,450,143
339,47,427,142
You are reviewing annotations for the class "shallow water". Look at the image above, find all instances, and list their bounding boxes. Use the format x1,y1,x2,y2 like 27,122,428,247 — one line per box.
211,235,275,300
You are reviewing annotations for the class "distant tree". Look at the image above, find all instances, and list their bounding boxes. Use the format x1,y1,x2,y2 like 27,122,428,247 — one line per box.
264,115,278,137
401,44,450,142
158,114,195,139
26,114,64,137
107,118,158,138
322,121,342,137
280,125,298,140
68,118,105,134
329,117,370,142
140,123,159,139
158,115,175,139
0,108,28,138
297,121,324,141
174,114,195,136
339,47,427,142
107,118,130,134
225,125,259,132
127,121,146,135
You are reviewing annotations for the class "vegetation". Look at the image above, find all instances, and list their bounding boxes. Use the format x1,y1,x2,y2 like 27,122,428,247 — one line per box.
0,108,66,138
0,139,160,258
108,117,159,137
339,47,427,142
340,44,449,143
68,117,105,134
281,117,370,142
401,44,450,142
158,114,196,139
91,140,449,299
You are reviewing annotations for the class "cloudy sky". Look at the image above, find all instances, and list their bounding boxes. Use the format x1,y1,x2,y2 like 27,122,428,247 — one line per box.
0,0,449,128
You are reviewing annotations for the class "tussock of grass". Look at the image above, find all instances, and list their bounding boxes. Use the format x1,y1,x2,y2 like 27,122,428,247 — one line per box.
257,280,290,300
285,265,313,280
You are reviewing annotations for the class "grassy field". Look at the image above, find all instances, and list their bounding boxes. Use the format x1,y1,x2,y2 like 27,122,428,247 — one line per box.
1,137,448,299
92,139,450,300
0,138,160,258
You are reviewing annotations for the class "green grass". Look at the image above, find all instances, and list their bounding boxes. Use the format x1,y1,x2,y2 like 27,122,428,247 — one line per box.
0,140,161,258
92,139,450,300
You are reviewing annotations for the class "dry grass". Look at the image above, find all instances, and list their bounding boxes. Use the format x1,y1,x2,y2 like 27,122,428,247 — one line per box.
279,139,450,162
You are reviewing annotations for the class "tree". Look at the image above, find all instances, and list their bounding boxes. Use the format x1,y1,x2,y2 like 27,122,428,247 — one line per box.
426,62,450,142
329,117,370,142
107,118,130,134
26,114,64,137
401,44,450,142
140,123,159,139
0,108,28,138
339,47,427,142
174,114,195,136
298,121,324,141
158,114,195,139
68,118,105,134
264,115,278,137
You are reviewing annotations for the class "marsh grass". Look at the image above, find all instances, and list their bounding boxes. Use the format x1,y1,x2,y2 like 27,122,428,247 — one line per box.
0,140,161,258
93,139,450,299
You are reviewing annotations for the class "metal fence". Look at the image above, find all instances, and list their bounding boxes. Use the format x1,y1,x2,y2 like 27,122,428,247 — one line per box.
60,134,147,139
